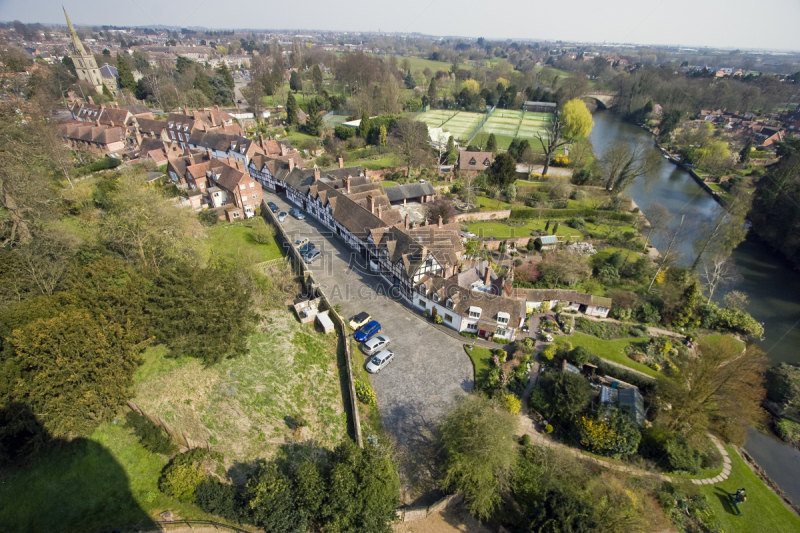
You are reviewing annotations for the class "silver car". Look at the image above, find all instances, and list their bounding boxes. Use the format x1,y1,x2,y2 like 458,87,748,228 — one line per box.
366,349,394,373
362,335,390,355
294,237,309,248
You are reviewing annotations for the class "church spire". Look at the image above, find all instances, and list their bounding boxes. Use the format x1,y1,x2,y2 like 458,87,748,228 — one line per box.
63,7,88,57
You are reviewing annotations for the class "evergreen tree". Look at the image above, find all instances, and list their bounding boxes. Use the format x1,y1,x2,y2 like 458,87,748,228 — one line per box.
289,70,302,93
102,83,113,99
305,108,323,136
286,92,299,125
553,222,560,234
545,220,551,232
215,63,235,90
673,281,700,328
115,53,136,92
486,133,498,154
404,71,416,89
311,64,323,93
446,135,458,165
427,78,437,107
487,152,517,188
379,125,387,148
358,111,371,139
194,68,216,104
740,137,753,165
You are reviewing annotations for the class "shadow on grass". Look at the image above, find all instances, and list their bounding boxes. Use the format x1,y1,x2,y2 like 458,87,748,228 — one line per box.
714,487,742,516
0,403,156,533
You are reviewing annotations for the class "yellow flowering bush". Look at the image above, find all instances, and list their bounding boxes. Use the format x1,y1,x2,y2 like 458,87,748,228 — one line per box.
355,380,377,406
503,394,522,414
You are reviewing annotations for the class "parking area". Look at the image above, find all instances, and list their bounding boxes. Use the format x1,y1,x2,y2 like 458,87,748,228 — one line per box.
265,192,473,499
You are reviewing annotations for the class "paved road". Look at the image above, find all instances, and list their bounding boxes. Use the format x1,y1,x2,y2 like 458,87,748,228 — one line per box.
265,192,473,501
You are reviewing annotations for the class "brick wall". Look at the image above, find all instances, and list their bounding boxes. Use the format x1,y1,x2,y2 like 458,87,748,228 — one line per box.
452,209,511,222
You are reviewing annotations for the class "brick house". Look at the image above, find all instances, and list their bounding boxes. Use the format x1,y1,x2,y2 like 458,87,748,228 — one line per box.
457,151,494,176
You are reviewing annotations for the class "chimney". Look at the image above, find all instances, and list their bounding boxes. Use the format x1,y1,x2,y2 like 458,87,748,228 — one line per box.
258,132,264,148
288,158,295,171
134,124,142,145
404,213,409,230
368,195,375,214
377,204,382,219
206,147,213,159
421,245,427,258
87,95,94,105
484,264,492,286
345,176,351,193
313,165,320,181
438,215,443,229
338,156,344,169
280,143,287,156
95,118,100,127
183,106,190,116
227,154,235,167
214,104,219,111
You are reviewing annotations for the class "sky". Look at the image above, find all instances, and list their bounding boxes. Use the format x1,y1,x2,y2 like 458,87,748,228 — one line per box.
2,0,799,52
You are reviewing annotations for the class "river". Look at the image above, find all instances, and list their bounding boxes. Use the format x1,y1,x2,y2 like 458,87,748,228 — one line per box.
589,110,800,505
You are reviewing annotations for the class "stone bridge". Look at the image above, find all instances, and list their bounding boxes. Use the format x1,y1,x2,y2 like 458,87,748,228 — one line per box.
584,93,617,109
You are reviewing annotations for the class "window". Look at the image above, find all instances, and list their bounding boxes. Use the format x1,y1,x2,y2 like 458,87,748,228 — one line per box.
240,184,246,190
432,293,440,302
251,194,258,199
483,158,491,166
469,157,476,165
445,299,454,310
468,306,482,319
249,182,255,188
170,131,175,140
444,314,453,323
497,312,510,325
496,327,507,336
232,212,240,218
467,322,477,330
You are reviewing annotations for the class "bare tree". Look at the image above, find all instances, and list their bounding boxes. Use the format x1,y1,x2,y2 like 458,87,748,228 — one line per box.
699,254,742,304
390,118,432,176
691,187,751,269
642,202,671,249
648,214,688,291
601,140,662,193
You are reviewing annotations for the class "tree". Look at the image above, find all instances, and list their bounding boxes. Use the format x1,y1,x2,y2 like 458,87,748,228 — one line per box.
461,79,480,96
576,408,641,458
289,70,302,93
536,99,593,176
739,136,753,165
659,337,767,444
379,125,387,148
427,78,437,106
526,489,599,533
358,111,371,139
246,463,304,533
215,63,235,90
390,118,430,175
424,197,456,225
531,370,592,423
486,133,497,154
305,108,324,137
311,64,323,93
672,281,700,328
445,135,458,165
506,183,517,202
6,309,140,438
691,187,750,269
286,92,299,125
98,168,198,270
642,202,671,249
439,395,518,521
648,214,688,291
116,53,136,92
600,141,662,193
699,254,741,304
487,152,517,188
242,79,265,116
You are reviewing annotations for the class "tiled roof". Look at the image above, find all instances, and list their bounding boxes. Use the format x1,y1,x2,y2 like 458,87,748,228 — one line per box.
510,288,611,309
384,181,435,202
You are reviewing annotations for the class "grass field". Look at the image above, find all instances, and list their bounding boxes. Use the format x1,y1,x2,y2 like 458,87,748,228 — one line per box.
465,345,494,389
467,219,584,240
133,311,347,471
0,423,214,532
207,222,284,263
699,446,800,533
555,333,660,378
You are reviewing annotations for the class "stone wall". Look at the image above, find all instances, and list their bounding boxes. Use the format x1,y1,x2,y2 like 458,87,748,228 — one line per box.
452,209,511,222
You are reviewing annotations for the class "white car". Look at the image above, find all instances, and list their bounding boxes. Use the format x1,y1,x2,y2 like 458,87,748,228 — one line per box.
366,349,394,373
362,335,390,355
295,237,309,248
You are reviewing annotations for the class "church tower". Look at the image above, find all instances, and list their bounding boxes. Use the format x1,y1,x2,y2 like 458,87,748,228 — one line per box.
63,8,106,94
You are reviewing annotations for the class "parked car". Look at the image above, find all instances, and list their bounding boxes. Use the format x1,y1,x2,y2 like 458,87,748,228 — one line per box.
349,312,371,330
355,320,381,342
277,212,288,222
304,249,321,263
366,349,394,373
299,242,315,255
267,202,279,213
295,237,309,248
362,335,390,355
289,208,306,220
541,333,554,342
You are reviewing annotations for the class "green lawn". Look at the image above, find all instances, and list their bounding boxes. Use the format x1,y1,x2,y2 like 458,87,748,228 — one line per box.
468,219,583,240
699,446,800,533
465,345,494,388
341,153,401,171
476,196,512,211
593,247,642,264
701,334,745,352
380,181,399,187
555,332,660,379
207,222,283,263
0,423,214,532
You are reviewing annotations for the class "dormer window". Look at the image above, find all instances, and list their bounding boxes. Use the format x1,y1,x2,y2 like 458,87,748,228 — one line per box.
469,157,476,165
483,158,491,166
468,306,482,319
445,299,454,310
432,293,440,303
497,312,510,325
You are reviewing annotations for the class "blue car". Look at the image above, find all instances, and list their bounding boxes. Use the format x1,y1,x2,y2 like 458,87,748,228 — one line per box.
355,320,381,342
267,202,279,213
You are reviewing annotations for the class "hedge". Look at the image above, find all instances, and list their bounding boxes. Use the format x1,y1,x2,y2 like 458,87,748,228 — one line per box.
510,208,635,223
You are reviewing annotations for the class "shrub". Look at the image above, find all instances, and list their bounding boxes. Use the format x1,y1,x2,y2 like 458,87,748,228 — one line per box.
195,478,242,522
775,418,800,445
125,410,178,455
575,408,641,459
503,394,522,414
198,209,219,226
293,414,308,428
521,434,532,445
249,216,275,244
433,314,443,324
545,424,554,434
566,217,585,229
540,344,557,361
159,449,211,503
355,380,377,406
